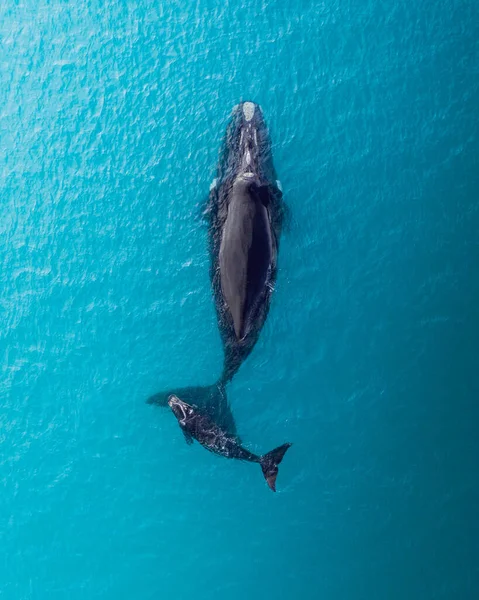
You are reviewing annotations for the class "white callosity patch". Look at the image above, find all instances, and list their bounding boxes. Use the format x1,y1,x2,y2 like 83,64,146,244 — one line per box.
209,178,217,191
276,180,283,192
243,102,255,122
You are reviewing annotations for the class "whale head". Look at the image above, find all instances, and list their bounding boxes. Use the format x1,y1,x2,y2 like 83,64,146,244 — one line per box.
222,101,274,183
168,395,195,424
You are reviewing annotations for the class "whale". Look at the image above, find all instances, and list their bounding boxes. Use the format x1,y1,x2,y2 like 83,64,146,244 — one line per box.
168,394,291,492
148,102,288,433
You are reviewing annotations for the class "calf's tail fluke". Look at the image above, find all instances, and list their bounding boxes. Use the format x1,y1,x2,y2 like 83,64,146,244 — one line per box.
260,443,292,492
147,382,237,435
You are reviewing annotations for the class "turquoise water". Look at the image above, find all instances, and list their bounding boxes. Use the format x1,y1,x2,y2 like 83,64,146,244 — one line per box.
1,0,478,598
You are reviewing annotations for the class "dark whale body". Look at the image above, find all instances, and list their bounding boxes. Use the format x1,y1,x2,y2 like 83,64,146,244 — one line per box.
168,395,291,492
148,102,288,433
207,101,287,385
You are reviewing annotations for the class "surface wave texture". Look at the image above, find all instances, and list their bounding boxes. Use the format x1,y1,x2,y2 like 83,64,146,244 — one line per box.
1,1,478,599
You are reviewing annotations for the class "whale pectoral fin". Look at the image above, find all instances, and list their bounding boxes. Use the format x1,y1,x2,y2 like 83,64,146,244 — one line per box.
251,183,271,207
181,428,194,445
253,182,292,233
271,188,292,235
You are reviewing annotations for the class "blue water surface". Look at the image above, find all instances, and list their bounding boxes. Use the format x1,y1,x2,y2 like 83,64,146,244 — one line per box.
1,1,478,598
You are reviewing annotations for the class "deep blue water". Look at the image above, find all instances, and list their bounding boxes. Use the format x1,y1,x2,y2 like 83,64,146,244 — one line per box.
1,1,479,598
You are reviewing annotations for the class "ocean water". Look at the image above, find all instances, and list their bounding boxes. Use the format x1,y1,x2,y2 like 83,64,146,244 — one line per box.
1,0,478,598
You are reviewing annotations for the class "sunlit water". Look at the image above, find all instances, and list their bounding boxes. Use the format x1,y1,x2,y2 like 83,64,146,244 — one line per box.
1,1,478,598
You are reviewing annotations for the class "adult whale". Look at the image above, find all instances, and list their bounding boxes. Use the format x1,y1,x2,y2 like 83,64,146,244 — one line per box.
148,102,288,432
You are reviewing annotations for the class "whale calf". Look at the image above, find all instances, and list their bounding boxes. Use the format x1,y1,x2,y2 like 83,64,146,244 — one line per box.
148,102,288,433
168,394,291,492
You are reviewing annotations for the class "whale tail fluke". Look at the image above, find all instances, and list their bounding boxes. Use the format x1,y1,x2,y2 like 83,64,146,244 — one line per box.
147,382,237,436
260,443,292,492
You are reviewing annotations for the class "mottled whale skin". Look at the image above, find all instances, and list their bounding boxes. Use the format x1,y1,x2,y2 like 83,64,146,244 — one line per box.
168,394,291,492
148,102,288,434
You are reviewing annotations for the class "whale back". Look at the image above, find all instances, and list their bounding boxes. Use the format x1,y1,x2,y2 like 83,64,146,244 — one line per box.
219,181,273,340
